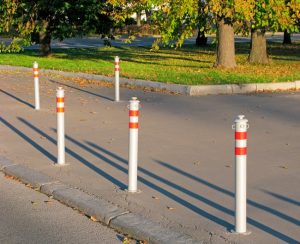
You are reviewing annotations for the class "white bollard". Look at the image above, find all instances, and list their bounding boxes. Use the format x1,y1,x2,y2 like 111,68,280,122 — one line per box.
56,87,65,165
233,115,249,233
114,56,120,102
33,61,40,110
128,97,140,192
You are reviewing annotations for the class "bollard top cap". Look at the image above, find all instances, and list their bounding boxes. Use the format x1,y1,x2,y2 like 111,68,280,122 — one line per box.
33,61,38,67
234,114,248,124
115,56,120,61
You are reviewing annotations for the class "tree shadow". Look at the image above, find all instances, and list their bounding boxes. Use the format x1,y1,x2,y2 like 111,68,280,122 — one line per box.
48,79,114,101
0,89,34,109
261,189,300,207
17,117,126,189
0,117,55,162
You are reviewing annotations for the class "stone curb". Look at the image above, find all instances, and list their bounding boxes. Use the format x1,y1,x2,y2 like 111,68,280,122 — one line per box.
1,65,299,96
0,156,17,170
3,164,57,189
0,157,200,243
110,213,201,244
51,187,129,225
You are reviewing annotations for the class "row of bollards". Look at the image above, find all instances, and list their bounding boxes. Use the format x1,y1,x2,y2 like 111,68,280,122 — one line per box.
32,60,249,234
32,56,121,109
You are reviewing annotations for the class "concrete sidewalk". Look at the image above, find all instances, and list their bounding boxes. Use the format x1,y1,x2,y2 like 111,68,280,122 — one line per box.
1,69,300,243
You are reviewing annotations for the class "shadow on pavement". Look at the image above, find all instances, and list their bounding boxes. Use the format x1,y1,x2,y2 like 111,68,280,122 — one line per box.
82,139,300,242
154,160,300,225
261,189,300,207
0,89,34,109
153,160,299,242
74,140,232,230
48,79,114,102
17,117,126,189
0,117,56,162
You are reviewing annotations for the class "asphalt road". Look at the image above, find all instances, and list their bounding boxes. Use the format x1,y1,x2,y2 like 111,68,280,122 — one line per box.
1,69,300,243
0,173,123,244
1,33,299,49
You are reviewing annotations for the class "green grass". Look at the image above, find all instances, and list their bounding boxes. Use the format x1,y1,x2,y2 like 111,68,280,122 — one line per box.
0,42,299,85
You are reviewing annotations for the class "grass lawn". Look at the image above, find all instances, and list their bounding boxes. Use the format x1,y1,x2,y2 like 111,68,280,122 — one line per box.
0,42,299,85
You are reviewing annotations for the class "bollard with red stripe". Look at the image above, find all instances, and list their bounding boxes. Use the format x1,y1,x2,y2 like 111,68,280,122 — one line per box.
128,97,140,192
114,56,120,102
33,61,40,110
56,87,65,165
233,115,249,234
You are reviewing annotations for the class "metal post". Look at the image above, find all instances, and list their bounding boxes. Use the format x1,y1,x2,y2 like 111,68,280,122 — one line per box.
114,56,120,102
233,115,249,233
128,97,140,192
56,87,65,165
33,61,40,110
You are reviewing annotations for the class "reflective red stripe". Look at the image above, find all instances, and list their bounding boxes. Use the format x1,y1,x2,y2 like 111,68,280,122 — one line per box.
33,68,39,71
129,122,138,129
115,68,120,71
56,97,64,103
34,74,39,78
115,62,119,65
235,147,247,155
56,107,65,113
235,132,247,140
129,110,139,116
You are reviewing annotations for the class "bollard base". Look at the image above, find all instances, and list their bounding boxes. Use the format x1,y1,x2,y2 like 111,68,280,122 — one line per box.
125,189,142,194
53,163,70,167
229,229,252,235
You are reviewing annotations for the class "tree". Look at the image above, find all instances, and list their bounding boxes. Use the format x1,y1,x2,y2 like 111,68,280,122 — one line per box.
0,0,105,56
248,0,299,63
208,0,254,68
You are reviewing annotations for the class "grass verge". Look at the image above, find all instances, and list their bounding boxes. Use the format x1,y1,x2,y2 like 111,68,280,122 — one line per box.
0,42,299,85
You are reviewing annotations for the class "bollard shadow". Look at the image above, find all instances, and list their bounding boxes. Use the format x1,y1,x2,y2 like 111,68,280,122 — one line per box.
0,89,34,109
0,117,56,162
17,117,126,189
48,79,114,101
261,189,300,207
153,160,300,243
55,139,232,230
80,139,300,242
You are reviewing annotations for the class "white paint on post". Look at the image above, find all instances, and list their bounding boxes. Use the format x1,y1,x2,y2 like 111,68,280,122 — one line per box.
233,115,249,234
33,61,40,110
56,87,65,165
114,56,120,102
128,97,140,192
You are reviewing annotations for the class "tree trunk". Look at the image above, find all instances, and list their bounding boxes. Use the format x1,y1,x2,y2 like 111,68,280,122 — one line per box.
215,18,236,68
196,30,207,46
249,29,269,64
39,31,51,56
136,12,142,27
283,30,292,45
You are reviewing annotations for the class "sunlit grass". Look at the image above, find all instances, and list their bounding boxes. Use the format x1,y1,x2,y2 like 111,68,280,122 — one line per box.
0,42,299,85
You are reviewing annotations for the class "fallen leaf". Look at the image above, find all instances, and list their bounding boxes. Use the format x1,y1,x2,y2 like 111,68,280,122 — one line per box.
152,196,159,200
44,200,53,204
31,201,38,205
279,165,288,169
90,216,98,222
167,206,175,210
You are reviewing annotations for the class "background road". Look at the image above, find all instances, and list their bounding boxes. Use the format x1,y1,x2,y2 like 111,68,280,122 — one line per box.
1,33,299,49
0,173,123,244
